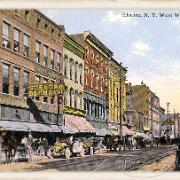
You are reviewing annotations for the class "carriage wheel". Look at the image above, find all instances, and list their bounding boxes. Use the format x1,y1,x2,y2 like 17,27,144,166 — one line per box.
65,148,71,159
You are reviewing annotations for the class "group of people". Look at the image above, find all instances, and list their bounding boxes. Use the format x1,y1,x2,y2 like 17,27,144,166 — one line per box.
0,132,49,164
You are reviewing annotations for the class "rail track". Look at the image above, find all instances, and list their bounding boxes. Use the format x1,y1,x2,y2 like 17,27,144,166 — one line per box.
28,145,176,172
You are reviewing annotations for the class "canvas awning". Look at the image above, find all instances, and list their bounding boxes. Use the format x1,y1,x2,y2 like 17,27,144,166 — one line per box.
60,125,77,134
134,132,149,140
0,120,29,132
22,122,52,132
64,114,95,133
122,126,134,136
96,128,112,136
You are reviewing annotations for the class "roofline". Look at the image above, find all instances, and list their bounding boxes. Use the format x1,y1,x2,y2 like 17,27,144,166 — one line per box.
36,10,64,31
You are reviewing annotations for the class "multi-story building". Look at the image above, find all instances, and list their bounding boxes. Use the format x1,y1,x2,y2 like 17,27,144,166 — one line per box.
63,34,95,133
70,31,113,132
131,82,161,137
131,82,150,133
108,58,127,136
149,90,160,137
0,10,66,141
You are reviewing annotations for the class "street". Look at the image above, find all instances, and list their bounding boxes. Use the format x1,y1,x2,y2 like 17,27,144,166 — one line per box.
0,145,176,172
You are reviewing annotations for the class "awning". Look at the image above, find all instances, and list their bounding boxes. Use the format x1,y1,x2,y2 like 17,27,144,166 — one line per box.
60,125,77,134
122,126,134,136
0,120,29,132
64,114,95,133
96,128,112,136
143,125,150,131
134,132,149,140
22,122,52,132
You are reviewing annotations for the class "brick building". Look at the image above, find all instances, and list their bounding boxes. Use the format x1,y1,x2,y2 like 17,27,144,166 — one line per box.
63,34,95,133
0,10,67,140
70,31,112,132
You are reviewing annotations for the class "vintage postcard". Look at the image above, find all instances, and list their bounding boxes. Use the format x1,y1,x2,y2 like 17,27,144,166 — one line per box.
0,1,180,180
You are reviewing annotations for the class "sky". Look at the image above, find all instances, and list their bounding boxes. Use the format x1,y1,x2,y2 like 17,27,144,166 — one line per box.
41,9,180,113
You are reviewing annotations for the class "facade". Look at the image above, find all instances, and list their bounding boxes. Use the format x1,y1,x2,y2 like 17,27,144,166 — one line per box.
149,90,160,137
0,10,65,135
63,34,85,117
62,34,95,133
131,83,150,132
131,82,161,137
71,31,113,130
108,58,127,135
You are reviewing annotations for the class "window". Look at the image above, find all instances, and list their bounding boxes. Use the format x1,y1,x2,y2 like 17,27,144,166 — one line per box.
91,70,94,88
43,79,48,102
75,62,78,83
35,76,40,100
50,49,55,69
64,89,67,106
70,60,73,80
79,64,83,84
90,51,94,64
79,94,83,109
85,48,89,60
2,64,9,94
50,96,54,104
44,24,48,31
117,88,119,102
36,41,40,63
13,68,20,96
43,45,48,66
101,77,104,92
74,93,77,109
70,89,73,107
13,29,20,53
23,71,29,97
3,22,10,48
57,52,61,68
64,55,68,77
36,18,41,28
23,34,29,57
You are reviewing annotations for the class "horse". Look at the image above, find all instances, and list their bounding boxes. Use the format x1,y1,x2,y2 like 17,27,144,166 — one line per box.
3,134,17,164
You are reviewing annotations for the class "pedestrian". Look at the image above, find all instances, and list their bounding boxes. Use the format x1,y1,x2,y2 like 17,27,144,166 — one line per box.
37,137,44,156
26,134,33,161
42,137,48,156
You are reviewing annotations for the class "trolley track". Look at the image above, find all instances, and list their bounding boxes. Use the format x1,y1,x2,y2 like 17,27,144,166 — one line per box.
24,145,176,172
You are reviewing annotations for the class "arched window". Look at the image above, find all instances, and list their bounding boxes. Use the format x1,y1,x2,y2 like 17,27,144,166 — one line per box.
85,48,89,60
64,55,68,77
96,55,99,68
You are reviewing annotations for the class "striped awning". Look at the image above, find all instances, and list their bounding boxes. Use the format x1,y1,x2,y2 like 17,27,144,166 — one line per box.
64,114,95,133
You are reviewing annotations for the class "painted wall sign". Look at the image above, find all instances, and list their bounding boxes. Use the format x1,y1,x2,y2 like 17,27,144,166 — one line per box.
28,82,65,97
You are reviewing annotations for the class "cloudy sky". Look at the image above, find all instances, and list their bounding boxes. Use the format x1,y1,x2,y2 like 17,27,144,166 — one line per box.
42,9,180,113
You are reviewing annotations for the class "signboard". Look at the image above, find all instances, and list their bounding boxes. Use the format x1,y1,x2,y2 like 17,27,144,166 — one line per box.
28,82,65,97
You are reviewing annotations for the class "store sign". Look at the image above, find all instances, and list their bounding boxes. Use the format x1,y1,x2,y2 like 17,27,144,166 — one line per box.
28,82,65,97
